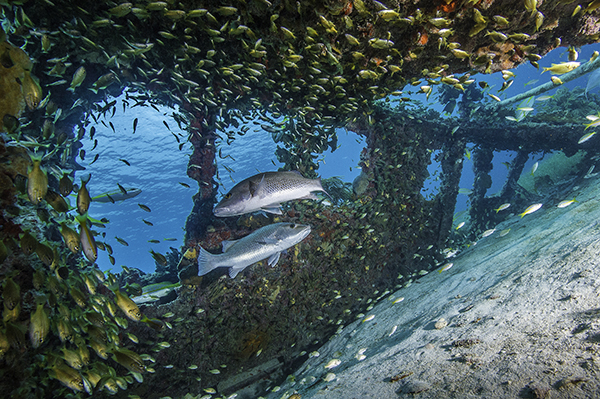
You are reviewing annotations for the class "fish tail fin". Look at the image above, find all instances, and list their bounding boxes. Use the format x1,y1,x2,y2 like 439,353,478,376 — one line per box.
197,247,218,276
81,173,91,185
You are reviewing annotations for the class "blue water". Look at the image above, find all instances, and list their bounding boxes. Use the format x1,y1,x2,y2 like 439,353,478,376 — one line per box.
78,104,365,273
80,43,600,274
76,104,195,274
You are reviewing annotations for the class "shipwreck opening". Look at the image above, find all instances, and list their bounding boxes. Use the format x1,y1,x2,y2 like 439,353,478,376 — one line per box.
487,150,514,197
421,149,442,201
76,92,194,275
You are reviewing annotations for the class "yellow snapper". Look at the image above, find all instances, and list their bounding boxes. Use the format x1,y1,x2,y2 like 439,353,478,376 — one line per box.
68,66,86,92
557,198,578,208
27,156,48,205
45,189,69,212
60,222,80,254
22,70,43,110
519,203,542,217
111,347,145,373
578,131,596,144
530,161,538,176
49,363,84,392
438,262,453,273
197,222,311,278
29,303,49,348
89,338,109,359
59,173,73,196
20,231,38,256
35,241,54,266
494,203,511,213
3,277,20,310
76,214,97,262
77,175,91,215
114,290,142,321
542,62,580,74
213,171,329,217
56,318,73,343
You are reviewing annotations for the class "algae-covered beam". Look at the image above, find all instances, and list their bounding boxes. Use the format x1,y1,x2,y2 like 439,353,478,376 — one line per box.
458,121,585,153
500,150,530,200
494,55,600,108
468,146,494,234
183,111,218,248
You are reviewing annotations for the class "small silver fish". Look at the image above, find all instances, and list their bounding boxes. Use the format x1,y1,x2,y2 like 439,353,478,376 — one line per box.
530,161,538,176
214,171,329,217
92,188,141,203
197,223,311,278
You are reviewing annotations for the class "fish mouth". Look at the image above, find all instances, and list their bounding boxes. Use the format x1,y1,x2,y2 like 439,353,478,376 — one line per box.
213,207,228,217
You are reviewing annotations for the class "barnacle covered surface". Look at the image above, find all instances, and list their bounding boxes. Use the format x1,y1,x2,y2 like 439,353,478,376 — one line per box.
0,0,598,398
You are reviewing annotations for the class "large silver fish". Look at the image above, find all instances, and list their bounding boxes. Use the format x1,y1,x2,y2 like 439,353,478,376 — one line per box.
197,223,311,278
214,171,328,217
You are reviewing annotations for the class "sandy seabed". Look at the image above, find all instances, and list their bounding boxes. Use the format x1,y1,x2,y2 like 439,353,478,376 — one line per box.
266,176,600,399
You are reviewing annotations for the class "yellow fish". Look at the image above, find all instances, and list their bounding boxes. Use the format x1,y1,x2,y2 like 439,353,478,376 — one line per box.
438,262,453,273
578,131,596,144
77,175,91,215
519,203,542,217
76,214,97,262
68,66,86,92
49,363,84,392
22,71,43,110
557,198,577,208
45,189,69,212
114,290,142,321
60,223,80,254
111,347,145,373
542,62,580,74
494,203,511,213
27,155,48,205
29,303,49,348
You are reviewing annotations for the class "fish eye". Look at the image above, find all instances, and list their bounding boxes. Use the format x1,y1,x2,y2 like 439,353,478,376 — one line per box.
289,223,296,228
224,193,232,199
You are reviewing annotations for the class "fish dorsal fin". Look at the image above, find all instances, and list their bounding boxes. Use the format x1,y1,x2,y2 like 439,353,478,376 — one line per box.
221,239,237,252
248,180,258,197
267,252,281,267
248,174,266,197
